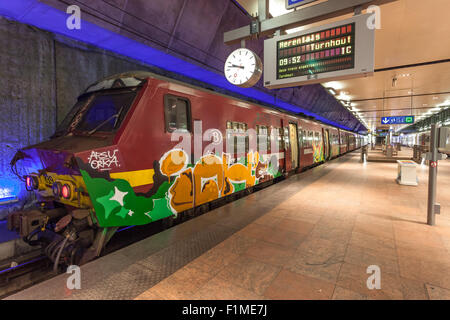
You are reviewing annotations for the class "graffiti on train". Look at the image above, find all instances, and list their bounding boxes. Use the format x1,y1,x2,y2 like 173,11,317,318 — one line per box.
166,150,275,213
87,149,121,171
79,149,281,228
312,135,325,163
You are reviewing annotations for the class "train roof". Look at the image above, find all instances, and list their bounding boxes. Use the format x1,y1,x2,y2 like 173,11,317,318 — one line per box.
83,71,152,94
82,70,363,136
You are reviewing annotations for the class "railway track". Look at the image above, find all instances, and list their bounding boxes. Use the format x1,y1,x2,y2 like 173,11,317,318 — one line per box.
0,217,167,299
0,251,53,299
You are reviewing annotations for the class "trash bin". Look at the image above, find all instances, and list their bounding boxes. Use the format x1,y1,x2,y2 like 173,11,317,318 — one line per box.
361,145,368,162
396,160,418,186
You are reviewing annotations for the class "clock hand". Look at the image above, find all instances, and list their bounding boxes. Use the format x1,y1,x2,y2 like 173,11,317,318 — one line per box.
230,64,244,69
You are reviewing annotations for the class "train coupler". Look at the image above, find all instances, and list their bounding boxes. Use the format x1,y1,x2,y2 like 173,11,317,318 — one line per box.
7,207,67,239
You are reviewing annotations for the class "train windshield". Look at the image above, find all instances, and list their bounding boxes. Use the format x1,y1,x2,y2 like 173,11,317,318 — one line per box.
54,87,140,137
53,97,90,137
75,90,138,134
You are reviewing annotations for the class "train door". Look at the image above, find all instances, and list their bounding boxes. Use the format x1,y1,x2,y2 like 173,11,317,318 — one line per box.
282,120,292,172
297,126,303,168
289,123,299,170
323,128,330,160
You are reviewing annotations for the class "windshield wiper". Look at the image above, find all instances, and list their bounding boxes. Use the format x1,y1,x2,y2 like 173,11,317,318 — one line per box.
87,107,124,136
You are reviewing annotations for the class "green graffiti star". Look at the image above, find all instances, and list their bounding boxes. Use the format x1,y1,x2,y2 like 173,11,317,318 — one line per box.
96,190,121,219
150,198,174,221
116,206,132,219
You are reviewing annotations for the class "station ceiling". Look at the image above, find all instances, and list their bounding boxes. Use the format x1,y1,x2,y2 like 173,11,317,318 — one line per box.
0,0,365,132
238,0,450,132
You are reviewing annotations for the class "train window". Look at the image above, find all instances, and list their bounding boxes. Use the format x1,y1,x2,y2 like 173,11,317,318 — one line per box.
277,128,284,150
76,90,138,133
244,123,249,153
164,95,191,132
300,130,304,148
302,130,307,148
314,131,320,144
227,121,248,157
284,127,290,149
54,95,92,137
240,123,249,155
256,125,269,153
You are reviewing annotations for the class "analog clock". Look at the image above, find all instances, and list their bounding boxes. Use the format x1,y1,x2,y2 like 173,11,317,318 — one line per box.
224,48,263,88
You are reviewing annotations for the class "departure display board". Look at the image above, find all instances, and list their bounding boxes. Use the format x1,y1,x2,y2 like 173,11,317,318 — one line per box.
264,14,374,89
277,23,355,80
286,0,318,10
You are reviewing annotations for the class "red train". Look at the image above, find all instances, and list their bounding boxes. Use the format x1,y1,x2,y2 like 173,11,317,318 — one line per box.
8,71,365,266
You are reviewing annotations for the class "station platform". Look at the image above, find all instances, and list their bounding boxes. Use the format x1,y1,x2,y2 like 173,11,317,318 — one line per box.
367,145,414,162
4,151,450,300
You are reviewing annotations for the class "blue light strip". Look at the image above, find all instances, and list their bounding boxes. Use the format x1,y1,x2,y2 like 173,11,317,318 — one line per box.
116,225,136,233
0,196,18,203
0,0,353,131
0,256,47,275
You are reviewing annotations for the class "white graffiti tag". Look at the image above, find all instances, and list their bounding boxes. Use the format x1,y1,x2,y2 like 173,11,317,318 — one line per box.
88,149,120,171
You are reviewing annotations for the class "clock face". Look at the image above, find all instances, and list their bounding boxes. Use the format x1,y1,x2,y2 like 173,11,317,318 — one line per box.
224,48,262,88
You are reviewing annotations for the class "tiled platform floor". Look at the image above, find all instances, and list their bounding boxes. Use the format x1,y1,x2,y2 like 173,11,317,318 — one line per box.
136,152,450,300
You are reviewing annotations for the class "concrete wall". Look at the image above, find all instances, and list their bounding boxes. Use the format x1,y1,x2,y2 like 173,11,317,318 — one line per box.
0,16,154,219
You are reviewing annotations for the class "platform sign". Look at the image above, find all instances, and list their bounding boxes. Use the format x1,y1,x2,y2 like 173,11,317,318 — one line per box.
286,0,318,10
263,14,374,89
381,116,415,125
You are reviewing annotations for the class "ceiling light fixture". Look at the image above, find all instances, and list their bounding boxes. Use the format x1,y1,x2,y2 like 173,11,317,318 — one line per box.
327,88,337,96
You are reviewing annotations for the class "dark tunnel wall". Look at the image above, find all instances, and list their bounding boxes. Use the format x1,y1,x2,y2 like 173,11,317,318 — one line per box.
0,17,156,218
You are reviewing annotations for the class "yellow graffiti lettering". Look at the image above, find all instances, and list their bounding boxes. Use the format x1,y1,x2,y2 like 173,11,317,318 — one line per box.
160,149,188,182
193,155,223,206
169,168,193,212
167,151,271,213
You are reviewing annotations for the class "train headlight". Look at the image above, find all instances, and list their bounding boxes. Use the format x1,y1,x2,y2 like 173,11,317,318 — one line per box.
61,184,71,199
52,182,62,197
25,176,39,190
25,176,32,189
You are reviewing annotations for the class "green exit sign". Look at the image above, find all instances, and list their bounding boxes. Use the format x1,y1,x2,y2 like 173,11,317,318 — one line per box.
405,116,414,123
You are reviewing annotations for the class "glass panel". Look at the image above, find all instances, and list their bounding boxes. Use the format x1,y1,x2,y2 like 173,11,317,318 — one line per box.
53,96,91,137
76,91,137,132
164,96,190,132
176,99,188,130
166,97,178,131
